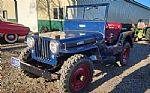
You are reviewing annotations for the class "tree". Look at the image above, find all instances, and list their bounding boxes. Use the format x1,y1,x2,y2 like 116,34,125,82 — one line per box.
0,0,3,14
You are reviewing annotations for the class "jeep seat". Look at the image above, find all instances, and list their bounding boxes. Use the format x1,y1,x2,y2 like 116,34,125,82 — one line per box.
105,22,122,45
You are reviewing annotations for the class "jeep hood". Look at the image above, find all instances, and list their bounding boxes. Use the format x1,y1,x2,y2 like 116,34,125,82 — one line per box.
39,31,103,40
39,31,103,48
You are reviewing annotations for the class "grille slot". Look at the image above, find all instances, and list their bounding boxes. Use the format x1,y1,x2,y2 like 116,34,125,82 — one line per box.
34,38,51,60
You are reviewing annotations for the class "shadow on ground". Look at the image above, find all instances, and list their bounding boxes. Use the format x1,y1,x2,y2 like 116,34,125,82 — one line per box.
110,64,150,93
88,41,150,92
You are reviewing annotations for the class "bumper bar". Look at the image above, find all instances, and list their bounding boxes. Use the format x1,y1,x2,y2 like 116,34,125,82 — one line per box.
20,62,51,80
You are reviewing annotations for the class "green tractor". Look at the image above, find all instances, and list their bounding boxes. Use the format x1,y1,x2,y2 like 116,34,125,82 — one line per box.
134,19,150,42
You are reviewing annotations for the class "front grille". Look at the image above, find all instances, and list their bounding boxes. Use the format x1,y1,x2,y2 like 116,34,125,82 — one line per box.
34,38,51,60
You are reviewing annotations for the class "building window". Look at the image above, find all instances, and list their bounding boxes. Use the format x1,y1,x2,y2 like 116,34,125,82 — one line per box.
53,8,63,19
54,8,58,19
59,8,63,19
3,10,8,19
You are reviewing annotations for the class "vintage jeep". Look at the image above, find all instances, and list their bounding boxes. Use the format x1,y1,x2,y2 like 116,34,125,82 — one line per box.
15,3,133,93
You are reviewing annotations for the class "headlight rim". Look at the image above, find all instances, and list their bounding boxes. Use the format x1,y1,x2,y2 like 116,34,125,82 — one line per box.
27,37,35,48
50,40,60,54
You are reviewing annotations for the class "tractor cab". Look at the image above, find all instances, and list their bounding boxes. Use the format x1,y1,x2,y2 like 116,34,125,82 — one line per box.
135,19,150,41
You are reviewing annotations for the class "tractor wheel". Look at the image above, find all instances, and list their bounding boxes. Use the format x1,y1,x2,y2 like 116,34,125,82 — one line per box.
138,38,142,41
19,48,34,63
4,34,18,43
118,42,131,66
146,28,150,41
59,54,93,93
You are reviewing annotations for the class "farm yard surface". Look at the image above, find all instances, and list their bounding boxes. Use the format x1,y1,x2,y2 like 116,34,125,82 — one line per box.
1,40,150,93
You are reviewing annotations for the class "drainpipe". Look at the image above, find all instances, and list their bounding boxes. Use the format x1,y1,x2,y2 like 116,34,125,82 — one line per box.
14,0,18,23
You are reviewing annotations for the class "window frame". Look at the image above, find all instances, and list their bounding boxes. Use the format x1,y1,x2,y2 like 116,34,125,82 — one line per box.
53,7,64,20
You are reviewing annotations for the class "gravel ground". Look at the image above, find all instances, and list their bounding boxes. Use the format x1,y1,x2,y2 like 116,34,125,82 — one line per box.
1,41,150,93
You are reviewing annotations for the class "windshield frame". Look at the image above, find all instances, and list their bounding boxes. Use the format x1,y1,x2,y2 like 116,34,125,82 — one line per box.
65,3,109,22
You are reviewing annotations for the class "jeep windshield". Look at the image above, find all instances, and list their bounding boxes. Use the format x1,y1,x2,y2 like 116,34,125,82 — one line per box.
66,4,108,21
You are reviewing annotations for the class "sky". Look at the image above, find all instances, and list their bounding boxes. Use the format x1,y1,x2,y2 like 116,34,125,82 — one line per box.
135,0,150,8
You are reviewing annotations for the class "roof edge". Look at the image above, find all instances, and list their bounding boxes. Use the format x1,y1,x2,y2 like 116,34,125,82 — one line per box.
124,0,150,10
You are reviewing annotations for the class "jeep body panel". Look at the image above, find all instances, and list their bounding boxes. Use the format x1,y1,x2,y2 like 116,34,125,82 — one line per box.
64,20,106,35
25,3,133,67
31,31,104,65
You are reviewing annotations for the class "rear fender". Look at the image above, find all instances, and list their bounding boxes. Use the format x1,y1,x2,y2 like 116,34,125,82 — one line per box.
118,31,133,47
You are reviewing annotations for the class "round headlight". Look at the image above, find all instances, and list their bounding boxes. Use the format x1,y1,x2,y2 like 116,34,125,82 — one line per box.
27,37,35,48
50,40,59,53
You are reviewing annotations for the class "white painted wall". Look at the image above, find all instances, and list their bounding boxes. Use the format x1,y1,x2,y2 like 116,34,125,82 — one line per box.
17,0,38,33
77,0,150,24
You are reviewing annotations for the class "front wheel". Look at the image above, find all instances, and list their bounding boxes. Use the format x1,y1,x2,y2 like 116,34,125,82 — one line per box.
19,48,38,77
19,48,34,63
4,34,18,43
118,42,131,66
59,54,93,93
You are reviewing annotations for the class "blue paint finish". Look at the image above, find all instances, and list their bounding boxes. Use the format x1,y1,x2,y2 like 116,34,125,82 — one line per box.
32,56,57,65
31,49,58,65
64,20,105,35
60,44,97,54
60,33,95,42
30,36,58,65
28,3,111,65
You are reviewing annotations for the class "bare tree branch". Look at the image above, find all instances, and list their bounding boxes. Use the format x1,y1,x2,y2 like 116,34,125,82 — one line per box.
0,0,3,12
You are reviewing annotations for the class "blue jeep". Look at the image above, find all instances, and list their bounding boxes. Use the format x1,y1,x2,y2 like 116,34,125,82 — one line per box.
19,3,133,93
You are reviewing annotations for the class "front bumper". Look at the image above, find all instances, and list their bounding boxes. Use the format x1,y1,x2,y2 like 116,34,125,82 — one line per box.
20,61,51,80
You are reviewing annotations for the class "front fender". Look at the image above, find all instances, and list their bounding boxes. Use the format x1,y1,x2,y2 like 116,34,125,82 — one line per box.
118,31,134,47
59,44,98,54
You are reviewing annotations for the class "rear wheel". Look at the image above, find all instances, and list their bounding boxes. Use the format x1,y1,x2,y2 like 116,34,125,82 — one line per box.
59,54,93,93
4,34,18,43
146,28,150,41
118,42,131,66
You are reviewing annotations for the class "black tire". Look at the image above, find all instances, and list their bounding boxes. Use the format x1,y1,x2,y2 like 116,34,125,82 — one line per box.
146,28,150,41
19,48,38,77
4,34,18,43
59,54,93,93
19,48,34,63
118,42,131,66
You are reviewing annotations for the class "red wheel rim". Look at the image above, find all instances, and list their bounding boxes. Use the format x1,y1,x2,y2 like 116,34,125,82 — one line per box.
70,64,90,92
123,46,129,62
